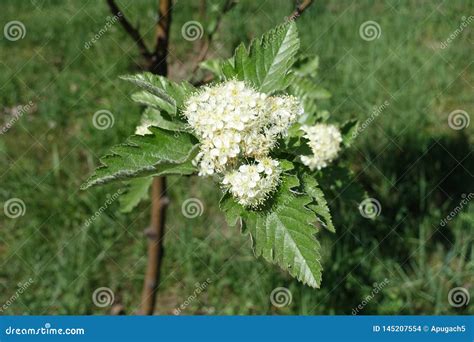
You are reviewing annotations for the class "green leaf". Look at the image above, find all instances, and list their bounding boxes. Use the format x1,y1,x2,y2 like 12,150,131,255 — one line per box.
199,59,224,79
300,173,335,233
290,77,331,100
340,119,359,147
311,87,331,100
222,21,300,94
288,78,318,115
280,131,313,159
288,62,331,118
220,166,323,288
81,127,198,189
121,73,195,114
221,57,235,78
293,54,320,77
138,108,187,132
279,159,295,171
119,177,153,213
131,91,175,114
219,192,244,227
287,53,331,123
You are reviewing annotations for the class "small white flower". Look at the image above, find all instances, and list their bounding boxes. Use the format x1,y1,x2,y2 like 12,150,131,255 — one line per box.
259,158,279,175
300,124,342,170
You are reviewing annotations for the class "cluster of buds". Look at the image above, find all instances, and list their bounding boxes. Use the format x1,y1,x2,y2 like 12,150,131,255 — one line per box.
222,158,281,207
300,124,342,170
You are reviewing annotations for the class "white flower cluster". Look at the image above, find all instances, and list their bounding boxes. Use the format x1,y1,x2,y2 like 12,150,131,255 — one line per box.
300,124,342,171
223,158,281,207
183,80,302,207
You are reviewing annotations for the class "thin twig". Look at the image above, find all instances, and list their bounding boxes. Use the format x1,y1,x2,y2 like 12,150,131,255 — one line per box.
288,0,314,20
190,0,236,76
106,0,152,60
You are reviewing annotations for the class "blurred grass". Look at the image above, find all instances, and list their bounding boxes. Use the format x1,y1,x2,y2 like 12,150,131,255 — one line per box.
0,0,472,315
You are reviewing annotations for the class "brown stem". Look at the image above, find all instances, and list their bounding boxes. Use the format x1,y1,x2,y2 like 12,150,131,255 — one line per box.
199,0,207,20
107,0,172,315
149,0,173,75
136,0,173,316
288,0,314,20
138,177,169,315
110,304,126,315
106,0,152,60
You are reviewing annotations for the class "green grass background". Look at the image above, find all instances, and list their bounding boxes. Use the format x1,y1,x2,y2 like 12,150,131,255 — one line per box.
1,0,472,315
